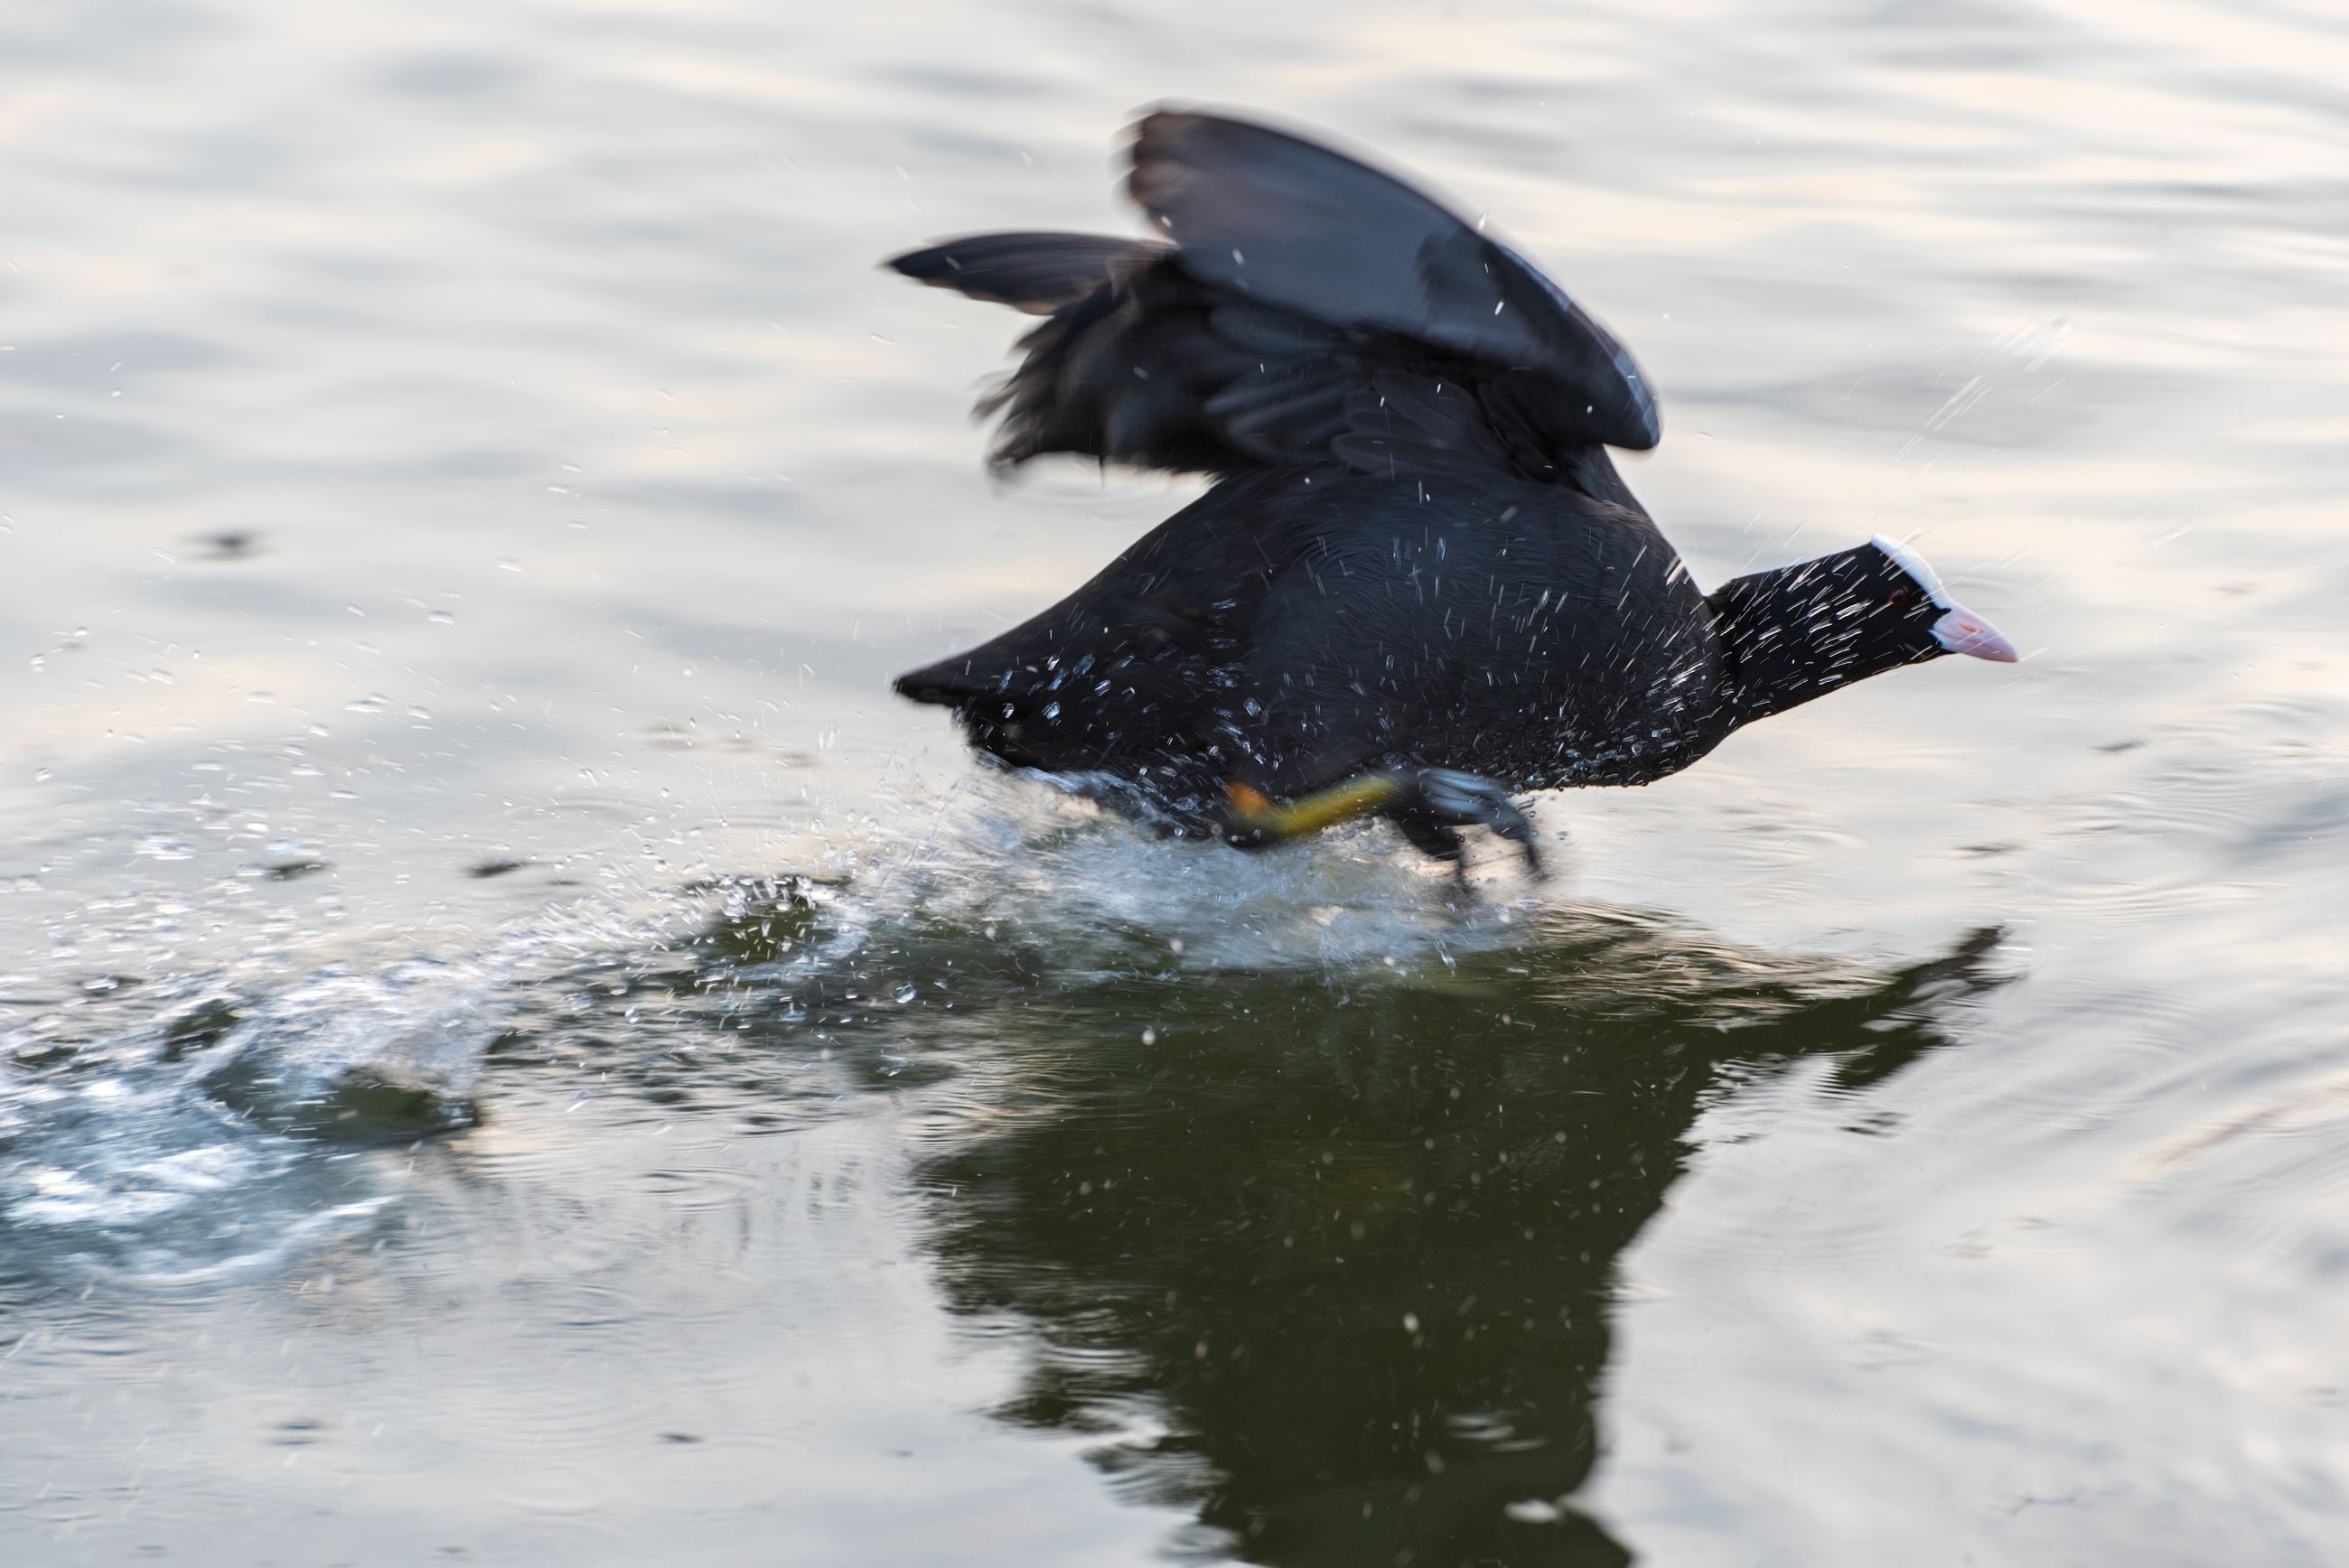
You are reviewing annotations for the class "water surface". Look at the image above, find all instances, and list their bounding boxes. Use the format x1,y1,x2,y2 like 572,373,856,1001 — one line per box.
4,0,2347,1562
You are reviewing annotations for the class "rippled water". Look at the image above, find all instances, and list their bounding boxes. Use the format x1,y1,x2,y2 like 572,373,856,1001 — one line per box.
5,0,2346,1562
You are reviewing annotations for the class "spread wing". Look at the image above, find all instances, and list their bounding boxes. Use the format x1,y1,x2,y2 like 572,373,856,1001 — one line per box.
887,107,1660,491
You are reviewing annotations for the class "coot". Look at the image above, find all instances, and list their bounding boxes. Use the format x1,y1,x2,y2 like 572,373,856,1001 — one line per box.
891,109,2017,870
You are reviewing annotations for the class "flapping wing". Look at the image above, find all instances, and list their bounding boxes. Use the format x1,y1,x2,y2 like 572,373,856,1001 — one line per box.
886,107,1660,485
1128,111,1657,453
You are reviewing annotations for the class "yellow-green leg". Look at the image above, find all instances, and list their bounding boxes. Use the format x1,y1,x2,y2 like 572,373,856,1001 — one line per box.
1221,768,1544,875
1222,775,1406,843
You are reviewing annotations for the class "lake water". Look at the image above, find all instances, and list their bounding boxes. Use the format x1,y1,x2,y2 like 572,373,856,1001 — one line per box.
4,0,2346,1563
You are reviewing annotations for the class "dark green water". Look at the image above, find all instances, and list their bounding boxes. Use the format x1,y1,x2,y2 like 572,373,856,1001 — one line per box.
4,1,2346,1563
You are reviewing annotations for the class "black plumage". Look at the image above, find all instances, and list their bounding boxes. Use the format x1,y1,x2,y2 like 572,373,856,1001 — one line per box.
890,109,2015,866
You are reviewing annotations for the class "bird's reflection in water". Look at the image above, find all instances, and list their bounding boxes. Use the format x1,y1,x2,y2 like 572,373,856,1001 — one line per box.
905,911,2005,1568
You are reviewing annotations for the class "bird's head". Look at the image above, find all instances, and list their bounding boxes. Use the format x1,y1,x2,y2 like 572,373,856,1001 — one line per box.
1863,535,2020,667
1709,535,2017,726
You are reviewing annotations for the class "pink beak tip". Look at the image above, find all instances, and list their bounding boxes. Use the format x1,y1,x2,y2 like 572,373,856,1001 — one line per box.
1933,604,2020,664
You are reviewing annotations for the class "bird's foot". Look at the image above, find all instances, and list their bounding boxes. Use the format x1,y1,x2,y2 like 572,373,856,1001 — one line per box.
1392,767,1546,879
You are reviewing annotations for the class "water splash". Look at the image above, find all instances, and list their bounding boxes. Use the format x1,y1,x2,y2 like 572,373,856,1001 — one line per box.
0,958,509,1286
0,782,1879,1290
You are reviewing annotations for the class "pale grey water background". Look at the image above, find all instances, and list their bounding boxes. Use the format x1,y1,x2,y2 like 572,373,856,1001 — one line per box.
4,1,2347,1563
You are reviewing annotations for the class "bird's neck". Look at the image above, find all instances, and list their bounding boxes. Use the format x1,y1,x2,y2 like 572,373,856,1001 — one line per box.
1704,549,1875,728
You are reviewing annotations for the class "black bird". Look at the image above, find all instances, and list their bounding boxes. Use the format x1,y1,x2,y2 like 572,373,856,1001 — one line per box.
890,109,2017,871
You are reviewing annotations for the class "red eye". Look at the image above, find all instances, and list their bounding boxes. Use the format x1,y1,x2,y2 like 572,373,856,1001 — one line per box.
1886,587,1914,608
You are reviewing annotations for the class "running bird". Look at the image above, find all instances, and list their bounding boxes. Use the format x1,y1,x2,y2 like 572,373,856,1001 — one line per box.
889,109,2017,872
